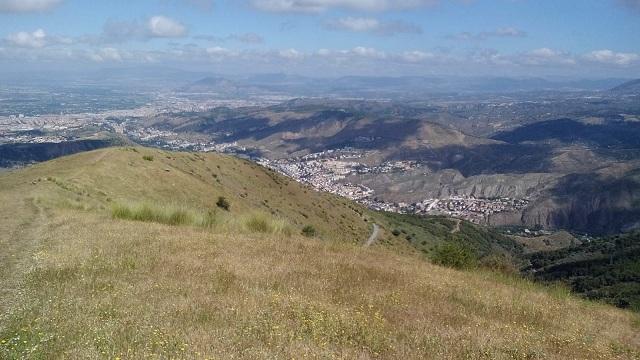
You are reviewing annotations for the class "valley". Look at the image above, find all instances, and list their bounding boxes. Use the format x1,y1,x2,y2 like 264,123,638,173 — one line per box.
3,83,640,235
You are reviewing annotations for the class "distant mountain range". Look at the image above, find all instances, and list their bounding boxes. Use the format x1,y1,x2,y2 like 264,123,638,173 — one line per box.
1,67,633,96
611,79,640,93
177,74,631,98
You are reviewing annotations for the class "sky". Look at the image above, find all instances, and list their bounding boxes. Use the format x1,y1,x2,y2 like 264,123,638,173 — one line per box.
0,0,639,78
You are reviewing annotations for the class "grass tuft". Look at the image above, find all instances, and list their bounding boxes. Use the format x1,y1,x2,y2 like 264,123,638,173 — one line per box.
111,202,293,236
111,202,209,227
243,212,293,236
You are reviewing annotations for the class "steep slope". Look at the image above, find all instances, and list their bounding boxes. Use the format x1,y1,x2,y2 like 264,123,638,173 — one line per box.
488,166,640,235
1,148,639,359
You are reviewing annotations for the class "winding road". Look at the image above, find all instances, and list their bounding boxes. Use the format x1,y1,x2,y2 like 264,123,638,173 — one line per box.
364,223,380,247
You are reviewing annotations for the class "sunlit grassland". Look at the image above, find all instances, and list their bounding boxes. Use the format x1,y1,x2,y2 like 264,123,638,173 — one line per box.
0,147,639,359
111,201,294,236
1,204,639,359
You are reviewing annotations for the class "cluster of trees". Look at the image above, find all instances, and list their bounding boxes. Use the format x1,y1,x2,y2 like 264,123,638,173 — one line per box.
526,232,640,311
385,213,522,271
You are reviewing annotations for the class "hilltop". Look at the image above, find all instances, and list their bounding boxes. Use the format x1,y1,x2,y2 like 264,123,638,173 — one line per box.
1,147,639,359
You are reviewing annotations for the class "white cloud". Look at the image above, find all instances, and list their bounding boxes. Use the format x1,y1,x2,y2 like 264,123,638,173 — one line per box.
87,47,123,62
494,27,526,37
251,0,438,13
313,46,392,61
519,48,575,66
449,27,526,41
0,0,61,12
325,17,421,36
6,29,47,48
351,46,386,59
206,46,237,57
329,17,380,32
195,32,264,44
585,49,639,66
91,16,188,43
470,48,511,66
148,16,188,38
400,50,432,63
279,48,304,60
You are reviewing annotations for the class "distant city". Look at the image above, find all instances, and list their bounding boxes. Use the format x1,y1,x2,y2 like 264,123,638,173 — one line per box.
0,94,532,224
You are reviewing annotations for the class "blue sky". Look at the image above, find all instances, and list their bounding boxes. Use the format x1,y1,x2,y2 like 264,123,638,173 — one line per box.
1,0,639,77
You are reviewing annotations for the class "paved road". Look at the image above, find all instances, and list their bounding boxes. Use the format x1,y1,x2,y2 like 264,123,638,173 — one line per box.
364,223,380,247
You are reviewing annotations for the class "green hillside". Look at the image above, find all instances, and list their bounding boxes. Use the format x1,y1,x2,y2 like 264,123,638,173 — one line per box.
1,147,639,359
527,231,640,311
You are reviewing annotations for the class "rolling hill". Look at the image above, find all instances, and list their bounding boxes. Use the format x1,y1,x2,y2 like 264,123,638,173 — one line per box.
1,147,639,359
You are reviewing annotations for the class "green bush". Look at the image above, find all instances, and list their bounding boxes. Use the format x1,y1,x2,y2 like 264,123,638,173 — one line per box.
302,225,317,237
431,242,477,269
392,229,401,236
142,155,154,161
216,196,230,211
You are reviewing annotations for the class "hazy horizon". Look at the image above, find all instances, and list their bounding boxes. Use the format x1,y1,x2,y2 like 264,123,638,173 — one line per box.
1,0,640,78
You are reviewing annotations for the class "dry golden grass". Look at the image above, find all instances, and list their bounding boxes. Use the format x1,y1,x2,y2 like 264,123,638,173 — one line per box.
1,148,639,359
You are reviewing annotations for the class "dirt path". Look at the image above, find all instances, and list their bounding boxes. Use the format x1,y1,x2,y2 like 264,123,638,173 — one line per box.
70,148,110,179
364,223,380,247
0,195,47,333
451,219,461,234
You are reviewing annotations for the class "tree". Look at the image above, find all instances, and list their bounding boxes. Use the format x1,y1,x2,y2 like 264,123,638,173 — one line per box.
431,242,477,269
216,196,230,211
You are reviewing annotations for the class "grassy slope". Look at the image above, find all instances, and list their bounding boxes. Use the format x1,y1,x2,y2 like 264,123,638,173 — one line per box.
9,147,374,244
0,147,639,359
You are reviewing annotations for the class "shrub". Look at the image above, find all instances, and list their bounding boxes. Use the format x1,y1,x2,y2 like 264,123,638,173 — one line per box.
392,229,401,236
431,242,477,269
142,155,154,161
479,254,518,274
216,196,230,211
302,225,317,237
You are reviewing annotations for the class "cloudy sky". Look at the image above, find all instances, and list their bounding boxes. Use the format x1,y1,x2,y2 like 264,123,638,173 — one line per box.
1,0,639,77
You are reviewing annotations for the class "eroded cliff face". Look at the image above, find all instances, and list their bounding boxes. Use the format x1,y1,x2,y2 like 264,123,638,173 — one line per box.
360,164,640,235
353,169,557,203
489,169,640,234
